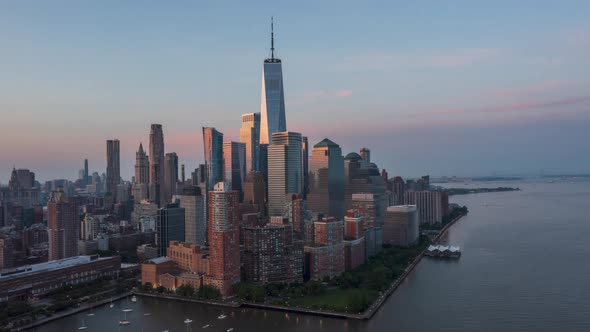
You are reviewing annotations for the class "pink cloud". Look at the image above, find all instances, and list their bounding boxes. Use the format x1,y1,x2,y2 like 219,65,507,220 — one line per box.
335,90,353,97
419,96,590,117
492,80,570,99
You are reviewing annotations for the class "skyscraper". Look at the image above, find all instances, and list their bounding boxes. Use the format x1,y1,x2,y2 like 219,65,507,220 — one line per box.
302,136,309,198
149,124,165,206
267,132,302,216
106,139,120,201
164,152,179,203
47,188,78,260
135,143,149,184
156,203,185,257
205,183,240,297
308,138,345,219
84,158,89,185
179,186,205,246
240,112,261,172
223,141,246,196
259,18,287,145
202,127,224,191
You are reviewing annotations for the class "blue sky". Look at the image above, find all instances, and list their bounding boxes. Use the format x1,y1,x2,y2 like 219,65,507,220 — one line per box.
1,1,589,182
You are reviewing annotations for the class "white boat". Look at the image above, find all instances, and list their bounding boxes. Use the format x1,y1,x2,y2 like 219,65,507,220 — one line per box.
227,329,234,332
144,313,151,316
123,308,133,312
86,313,95,317
119,310,131,325
109,303,114,308
131,295,137,302
203,324,211,328
78,318,88,330
184,318,193,324
218,314,227,319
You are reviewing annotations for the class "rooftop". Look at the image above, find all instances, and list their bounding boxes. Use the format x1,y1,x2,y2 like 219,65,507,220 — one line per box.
0,255,114,279
314,138,339,148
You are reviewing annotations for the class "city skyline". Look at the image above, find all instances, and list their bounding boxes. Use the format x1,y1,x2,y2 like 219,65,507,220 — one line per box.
1,1,590,182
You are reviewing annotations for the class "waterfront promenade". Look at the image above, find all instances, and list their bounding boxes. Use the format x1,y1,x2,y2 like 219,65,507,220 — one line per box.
16,291,132,331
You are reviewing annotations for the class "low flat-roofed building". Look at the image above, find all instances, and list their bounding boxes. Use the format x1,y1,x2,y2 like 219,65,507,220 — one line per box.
0,255,120,302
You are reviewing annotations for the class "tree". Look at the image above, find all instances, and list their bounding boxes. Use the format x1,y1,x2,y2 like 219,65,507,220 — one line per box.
176,284,195,297
198,285,221,300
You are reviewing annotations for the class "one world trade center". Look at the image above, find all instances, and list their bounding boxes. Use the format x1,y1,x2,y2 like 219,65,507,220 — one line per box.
259,17,287,145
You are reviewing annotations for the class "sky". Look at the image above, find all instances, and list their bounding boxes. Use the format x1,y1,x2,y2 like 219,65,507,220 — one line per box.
1,0,589,183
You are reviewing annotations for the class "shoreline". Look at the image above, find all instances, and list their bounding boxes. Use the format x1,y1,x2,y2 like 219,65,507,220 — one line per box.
17,291,132,332
22,213,467,328
134,212,467,321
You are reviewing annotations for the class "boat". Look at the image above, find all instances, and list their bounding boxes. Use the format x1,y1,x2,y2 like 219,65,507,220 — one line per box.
119,310,131,325
227,329,234,332
218,314,227,319
131,295,137,303
123,308,133,312
86,313,95,317
78,318,88,330
203,324,211,328
144,313,152,316
184,318,193,324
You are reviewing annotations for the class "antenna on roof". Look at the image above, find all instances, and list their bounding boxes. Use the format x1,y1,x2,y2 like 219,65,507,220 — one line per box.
271,16,275,60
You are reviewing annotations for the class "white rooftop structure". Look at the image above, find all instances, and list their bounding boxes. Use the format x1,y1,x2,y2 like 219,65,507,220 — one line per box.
387,205,417,213
0,255,111,279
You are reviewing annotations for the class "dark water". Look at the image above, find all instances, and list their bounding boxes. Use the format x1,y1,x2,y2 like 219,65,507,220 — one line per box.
38,179,590,332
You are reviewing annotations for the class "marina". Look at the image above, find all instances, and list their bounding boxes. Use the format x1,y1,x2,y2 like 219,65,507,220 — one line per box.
425,245,461,258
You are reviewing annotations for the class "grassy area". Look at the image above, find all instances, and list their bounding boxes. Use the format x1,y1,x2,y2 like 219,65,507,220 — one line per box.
289,288,379,313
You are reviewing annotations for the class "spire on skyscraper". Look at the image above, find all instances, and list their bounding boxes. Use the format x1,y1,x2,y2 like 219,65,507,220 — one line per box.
271,16,275,60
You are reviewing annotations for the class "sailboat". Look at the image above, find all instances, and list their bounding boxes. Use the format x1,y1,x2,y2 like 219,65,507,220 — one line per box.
78,318,88,330
184,318,193,332
131,295,137,302
109,297,114,308
123,297,133,312
119,310,131,326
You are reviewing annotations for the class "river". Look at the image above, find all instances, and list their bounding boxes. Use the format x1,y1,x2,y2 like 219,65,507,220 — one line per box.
37,178,590,331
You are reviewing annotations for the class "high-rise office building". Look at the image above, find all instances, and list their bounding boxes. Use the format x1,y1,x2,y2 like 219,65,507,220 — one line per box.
243,171,266,206
308,138,345,219
240,112,261,172
205,183,240,297
164,152,179,203
106,139,120,201
259,144,268,183
133,142,150,202
360,147,371,163
267,132,302,216
202,127,224,191
156,203,185,257
259,18,287,145
302,136,309,199
149,124,165,207
223,141,246,196
392,176,406,206
84,159,89,185
47,189,79,260
383,205,420,247
179,186,205,246
403,191,442,225
135,143,149,184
